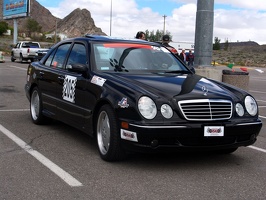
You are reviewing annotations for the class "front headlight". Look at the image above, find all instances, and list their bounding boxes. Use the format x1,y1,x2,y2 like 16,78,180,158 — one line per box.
245,96,258,116
138,96,157,119
236,103,244,116
161,104,173,119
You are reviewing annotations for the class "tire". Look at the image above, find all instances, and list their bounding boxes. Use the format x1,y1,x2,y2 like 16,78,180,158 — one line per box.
19,54,24,63
30,87,46,124
11,53,15,62
96,105,126,161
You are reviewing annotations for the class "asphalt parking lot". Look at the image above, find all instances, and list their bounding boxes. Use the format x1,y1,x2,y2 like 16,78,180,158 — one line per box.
1,58,266,200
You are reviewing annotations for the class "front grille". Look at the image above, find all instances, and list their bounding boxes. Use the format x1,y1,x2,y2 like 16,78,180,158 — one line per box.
178,99,232,121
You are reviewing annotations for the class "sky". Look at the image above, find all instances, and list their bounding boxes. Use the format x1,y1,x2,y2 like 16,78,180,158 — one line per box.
37,0,266,45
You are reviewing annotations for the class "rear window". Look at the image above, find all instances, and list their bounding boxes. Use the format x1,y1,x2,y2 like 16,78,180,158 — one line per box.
22,43,40,48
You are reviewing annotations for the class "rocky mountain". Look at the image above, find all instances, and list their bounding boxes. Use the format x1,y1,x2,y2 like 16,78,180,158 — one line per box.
56,8,105,37
0,0,106,37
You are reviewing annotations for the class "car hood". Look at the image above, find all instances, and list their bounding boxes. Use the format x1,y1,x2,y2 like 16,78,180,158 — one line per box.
105,73,243,101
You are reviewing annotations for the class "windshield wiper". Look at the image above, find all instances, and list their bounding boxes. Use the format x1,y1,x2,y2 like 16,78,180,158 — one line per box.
164,70,190,74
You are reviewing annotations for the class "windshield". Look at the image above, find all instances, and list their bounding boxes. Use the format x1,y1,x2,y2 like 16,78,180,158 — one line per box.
92,42,189,73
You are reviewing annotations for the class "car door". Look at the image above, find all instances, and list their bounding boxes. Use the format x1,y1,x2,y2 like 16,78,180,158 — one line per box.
55,41,90,131
13,42,21,58
37,42,72,117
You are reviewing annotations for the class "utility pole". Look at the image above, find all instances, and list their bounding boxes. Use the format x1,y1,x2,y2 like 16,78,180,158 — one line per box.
162,15,167,34
54,18,57,44
110,0,113,36
194,0,214,67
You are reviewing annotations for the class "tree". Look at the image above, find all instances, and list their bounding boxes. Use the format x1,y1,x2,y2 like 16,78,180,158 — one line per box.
145,29,172,42
0,21,8,36
26,18,42,37
213,37,221,50
224,38,229,51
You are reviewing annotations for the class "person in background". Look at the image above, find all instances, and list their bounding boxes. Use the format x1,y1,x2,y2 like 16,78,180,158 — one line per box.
161,35,179,57
186,50,194,67
179,49,186,63
185,49,195,73
135,31,146,40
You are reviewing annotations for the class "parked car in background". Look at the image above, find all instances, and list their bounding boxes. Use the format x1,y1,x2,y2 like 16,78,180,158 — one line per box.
11,41,49,63
25,35,262,161
34,48,50,61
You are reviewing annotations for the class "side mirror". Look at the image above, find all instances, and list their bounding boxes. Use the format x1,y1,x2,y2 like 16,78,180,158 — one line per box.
66,64,88,75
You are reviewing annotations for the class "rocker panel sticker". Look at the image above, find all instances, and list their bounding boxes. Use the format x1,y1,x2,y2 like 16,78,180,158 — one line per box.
62,75,77,103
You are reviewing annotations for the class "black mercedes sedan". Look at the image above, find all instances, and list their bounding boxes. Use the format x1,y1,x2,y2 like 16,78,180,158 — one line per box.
25,35,262,161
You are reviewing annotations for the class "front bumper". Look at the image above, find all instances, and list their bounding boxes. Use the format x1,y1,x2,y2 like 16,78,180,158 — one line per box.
120,119,262,152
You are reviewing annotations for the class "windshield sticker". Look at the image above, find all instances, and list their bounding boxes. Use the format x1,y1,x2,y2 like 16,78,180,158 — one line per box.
62,75,77,103
151,46,161,51
101,67,110,70
118,97,129,108
103,43,152,49
91,75,106,86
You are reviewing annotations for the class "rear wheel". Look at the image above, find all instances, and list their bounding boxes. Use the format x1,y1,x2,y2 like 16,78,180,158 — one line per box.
19,54,24,63
30,87,46,124
96,105,126,161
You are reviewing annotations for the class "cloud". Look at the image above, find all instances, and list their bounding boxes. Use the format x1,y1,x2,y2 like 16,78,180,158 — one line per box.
44,0,266,44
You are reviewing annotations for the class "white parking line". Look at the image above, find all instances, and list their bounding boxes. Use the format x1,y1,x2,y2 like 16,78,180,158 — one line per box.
0,124,83,187
0,109,30,112
248,146,266,153
257,99,266,103
9,65,27,71
250,90,266,94
259,115,266,119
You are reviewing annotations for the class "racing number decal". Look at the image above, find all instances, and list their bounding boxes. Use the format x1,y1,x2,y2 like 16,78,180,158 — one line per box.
62,75,77,103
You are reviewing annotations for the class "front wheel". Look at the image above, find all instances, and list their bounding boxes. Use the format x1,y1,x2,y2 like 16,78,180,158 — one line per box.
96,105,126,161
11,54,16,62
30,87,46,124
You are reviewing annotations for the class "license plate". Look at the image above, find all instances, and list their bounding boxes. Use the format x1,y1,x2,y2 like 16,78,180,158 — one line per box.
204,126,224,137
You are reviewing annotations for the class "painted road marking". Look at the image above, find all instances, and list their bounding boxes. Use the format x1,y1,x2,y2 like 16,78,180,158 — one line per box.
248,146,266,153
257,100,266,103
0,124,83,187
0,109,30,112
250,90,266,94
9,65,27,71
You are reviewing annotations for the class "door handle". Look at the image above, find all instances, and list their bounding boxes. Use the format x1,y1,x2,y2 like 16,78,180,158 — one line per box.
58,76,65,83
39,71,44,78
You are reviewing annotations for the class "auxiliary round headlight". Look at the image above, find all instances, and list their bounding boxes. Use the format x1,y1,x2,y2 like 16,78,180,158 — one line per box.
245,96,258,116
161,104,173,119
235,103,244,116
138,96,157,119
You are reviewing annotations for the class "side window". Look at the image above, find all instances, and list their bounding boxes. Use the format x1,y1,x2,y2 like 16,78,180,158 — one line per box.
44,43,71,69
66,43,87,66
44,49,56,67
15,43,20,48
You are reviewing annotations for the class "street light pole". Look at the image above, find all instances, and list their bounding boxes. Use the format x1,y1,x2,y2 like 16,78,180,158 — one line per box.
110,0,113,36
162,15,167,34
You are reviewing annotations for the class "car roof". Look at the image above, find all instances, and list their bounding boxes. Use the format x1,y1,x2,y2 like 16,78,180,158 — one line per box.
63,35,161,46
